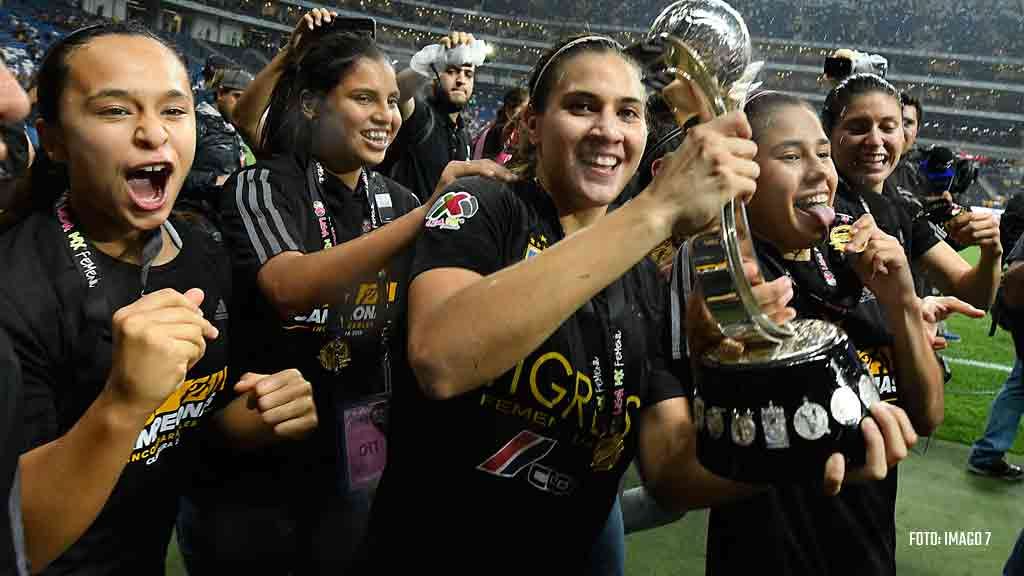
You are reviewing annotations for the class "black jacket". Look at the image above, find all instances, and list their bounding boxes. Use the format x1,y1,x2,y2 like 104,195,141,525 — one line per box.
180,101,243,217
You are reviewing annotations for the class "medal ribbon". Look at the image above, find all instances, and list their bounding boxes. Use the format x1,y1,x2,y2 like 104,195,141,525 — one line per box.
307,163,395,390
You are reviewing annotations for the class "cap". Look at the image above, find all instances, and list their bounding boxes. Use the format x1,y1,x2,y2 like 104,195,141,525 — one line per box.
216,69,254,92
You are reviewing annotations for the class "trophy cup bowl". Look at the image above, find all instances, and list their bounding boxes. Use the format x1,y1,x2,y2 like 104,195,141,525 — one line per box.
636,0,875,483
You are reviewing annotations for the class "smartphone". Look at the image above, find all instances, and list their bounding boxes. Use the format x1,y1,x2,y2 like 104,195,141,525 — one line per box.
314,16,377,40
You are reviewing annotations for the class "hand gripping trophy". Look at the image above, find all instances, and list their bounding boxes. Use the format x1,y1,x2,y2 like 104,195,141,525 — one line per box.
631,0,879,483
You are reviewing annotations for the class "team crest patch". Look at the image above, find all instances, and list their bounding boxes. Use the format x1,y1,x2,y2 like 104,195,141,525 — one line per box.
426,190,479,230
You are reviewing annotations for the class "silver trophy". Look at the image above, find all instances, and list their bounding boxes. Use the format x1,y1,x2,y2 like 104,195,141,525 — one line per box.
633,0,875,483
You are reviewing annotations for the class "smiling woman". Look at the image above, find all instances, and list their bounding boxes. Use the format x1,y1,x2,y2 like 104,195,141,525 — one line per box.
201,26,437,574
357,34,784,573
823,74,1002,314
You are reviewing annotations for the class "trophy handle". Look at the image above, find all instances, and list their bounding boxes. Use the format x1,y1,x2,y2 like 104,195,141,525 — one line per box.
685,197,794,346
721,197,795,342
656,34,792,345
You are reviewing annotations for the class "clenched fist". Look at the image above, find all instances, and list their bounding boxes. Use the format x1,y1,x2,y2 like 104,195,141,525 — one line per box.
106,288,219,418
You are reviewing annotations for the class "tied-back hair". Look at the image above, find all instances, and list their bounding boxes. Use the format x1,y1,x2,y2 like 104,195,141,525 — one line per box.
32,21,188,210
507,34,637,178
260,31,387,164
744,90,816,143
821,72,900,135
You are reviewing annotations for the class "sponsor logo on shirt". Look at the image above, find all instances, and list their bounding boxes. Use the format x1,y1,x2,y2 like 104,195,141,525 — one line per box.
130,367,228,466
215,299,229,322
292,306,329,327
479,352,642,449
477,430,577,495
425,190,479,230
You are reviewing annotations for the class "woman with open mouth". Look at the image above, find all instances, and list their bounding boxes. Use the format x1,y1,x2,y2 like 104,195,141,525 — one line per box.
698,90,978,576
0,21,316,574
824,74,1002,313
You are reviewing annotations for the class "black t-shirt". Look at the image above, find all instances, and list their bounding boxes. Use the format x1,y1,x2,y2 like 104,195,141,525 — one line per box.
0,213,231,575
364,177,684,572
213,155,420,499
380,95,471,203
835,177,941,265
841,177,944,297
0,331,27,576
667,200,917,575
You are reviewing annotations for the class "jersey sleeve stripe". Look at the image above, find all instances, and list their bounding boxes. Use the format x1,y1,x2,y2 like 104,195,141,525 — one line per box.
234,168,269,264
259,169,300,253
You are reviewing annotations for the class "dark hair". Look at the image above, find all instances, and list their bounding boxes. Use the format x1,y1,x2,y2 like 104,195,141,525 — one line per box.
527,35,630,114
509,35,640,176
820,73,900,135
900,91,923,124
744,90,817,143
502,87,528,112
260,31,388,161
32,22,187,210
498,87,528,126
634,92,683,193
36,21,186,124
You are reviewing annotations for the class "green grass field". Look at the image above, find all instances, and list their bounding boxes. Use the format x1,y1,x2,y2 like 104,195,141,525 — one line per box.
936,246,1022,454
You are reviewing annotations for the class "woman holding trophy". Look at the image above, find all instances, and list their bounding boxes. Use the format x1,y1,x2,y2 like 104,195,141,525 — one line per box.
361,26,914,570
607,1,960,573
691,90,982,575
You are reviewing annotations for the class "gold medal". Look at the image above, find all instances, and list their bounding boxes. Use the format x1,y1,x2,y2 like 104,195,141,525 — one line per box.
319,337,351,373
591,434,625,471
829,224,856,253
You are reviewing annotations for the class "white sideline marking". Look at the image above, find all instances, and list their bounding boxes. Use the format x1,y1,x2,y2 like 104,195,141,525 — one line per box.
942,356,1013,373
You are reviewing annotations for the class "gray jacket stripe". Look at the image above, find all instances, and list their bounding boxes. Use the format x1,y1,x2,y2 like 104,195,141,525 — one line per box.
260,169,300,252
235,169,269,264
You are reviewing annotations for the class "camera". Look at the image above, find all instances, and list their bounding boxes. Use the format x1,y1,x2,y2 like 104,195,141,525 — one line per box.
823,49,889,81
919,146,979,199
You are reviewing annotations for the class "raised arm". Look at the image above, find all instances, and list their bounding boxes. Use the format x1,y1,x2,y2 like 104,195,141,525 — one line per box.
846,214,944,434
233,8,338,150
408,113,759,399
923,210,1002,310
397,31,479,121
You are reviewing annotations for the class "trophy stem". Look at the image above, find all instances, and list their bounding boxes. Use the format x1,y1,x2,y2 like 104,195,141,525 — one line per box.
721,198,795,343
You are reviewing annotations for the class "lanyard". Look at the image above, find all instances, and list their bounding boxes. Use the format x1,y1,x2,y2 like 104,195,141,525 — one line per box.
306,162,396,388
54,192,181,300
54,192,183,391
576,279,629,437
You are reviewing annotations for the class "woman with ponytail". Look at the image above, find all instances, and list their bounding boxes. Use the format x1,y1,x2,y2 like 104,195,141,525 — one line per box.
0,22,316,573
179,20,446,573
